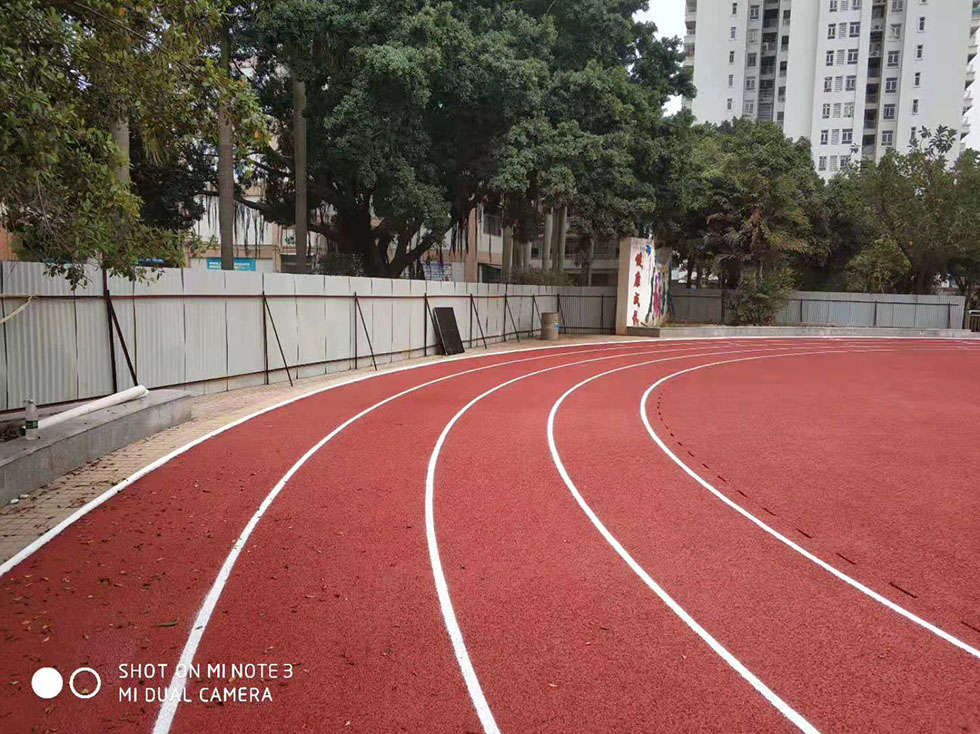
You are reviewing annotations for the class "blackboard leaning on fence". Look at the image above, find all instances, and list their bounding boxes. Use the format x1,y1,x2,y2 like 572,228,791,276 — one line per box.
431,307,465,355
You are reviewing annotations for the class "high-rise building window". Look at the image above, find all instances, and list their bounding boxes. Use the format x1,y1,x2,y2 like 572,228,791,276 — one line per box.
731,26,736,39
829,0,838,11
917,17,925,31
729,74,735,87
826,51,835,66
824,76,833,92
890,24,902,39
914,71,921,86
783,9,791,23
830,155,839,171
730,50,736,63
743,100,755,114
891,0,904,10
821,129,829,144
912,98,919,113
849,22,860,37
745,77,756,90
883,103,896,119
818,156,828,171
832,129,840,144
827,24,837,39
727,97,733,110
835,76,843,91
910,126,917,142
915,44,923,59
748,52,758,66
842,154,851,167
732,2,738,14
885,77,897,93
852,0,861,8
748,28,760,42
779,60,787,76
822,103,831,118
842,128,853,144
881,130,894,146
837,49,847,64
846,75,856,90
750,5,760,19
844,102,854,117
847,48,858,64
833,102,842,117
887,50,900,66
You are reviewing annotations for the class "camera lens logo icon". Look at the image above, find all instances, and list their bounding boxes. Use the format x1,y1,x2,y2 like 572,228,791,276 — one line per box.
31,667,101,699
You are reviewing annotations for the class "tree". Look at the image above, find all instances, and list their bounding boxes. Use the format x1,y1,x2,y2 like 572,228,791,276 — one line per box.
842,127,974,294
0,0,262,285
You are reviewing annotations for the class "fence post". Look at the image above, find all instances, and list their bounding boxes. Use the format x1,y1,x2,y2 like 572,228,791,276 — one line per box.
469,294,474,347
423,293,428,357
353,293,358,370
502,293,508,342
600,295,605,333
947,302,952,329
873,300,878,327
262,291,270,384
102,269,118,393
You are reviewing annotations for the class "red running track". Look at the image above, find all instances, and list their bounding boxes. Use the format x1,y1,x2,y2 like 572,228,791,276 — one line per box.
0,338,977,733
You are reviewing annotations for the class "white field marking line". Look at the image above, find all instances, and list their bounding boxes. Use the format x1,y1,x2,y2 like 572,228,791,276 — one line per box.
0,338,668,579
151,341,726,734
639,350,980,661
542,351,877,733
423,343,831,734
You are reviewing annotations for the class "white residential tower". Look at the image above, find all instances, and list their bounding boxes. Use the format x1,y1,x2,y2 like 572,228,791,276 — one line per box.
683,0,979,176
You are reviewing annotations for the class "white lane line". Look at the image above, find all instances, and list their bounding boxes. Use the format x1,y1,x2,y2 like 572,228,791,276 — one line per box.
151,341,717,734
639,351,980,661
424,344,824,734
545,352,859,733
0,339,664,579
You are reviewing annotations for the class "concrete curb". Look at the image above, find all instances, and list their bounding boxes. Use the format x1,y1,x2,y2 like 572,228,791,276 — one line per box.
0,390,192,503
659,325,978,339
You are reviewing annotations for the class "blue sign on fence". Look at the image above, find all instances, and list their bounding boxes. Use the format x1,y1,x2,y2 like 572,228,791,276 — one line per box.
206,258,257,272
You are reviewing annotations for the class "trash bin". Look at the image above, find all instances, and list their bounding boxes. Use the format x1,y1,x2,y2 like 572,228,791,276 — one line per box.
540,312,559,341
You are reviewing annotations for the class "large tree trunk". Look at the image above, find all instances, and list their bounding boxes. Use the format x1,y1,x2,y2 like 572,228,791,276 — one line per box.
551,205,567,274
293,78,308,273
218,32,235,271
541,208,553,271
464,207,479,282
110,117,130,185
501,224,514,282
583,235,594,286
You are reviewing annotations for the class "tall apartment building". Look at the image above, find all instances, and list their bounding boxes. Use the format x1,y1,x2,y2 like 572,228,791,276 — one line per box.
683,0,979,177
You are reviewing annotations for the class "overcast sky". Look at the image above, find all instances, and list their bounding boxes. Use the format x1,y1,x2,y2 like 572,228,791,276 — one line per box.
635,1,977,149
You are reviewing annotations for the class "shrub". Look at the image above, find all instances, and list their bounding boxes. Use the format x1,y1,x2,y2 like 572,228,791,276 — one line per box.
729,267,795,325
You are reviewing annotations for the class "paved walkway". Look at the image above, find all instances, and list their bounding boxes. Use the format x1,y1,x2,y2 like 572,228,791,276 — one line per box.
0,335,623,563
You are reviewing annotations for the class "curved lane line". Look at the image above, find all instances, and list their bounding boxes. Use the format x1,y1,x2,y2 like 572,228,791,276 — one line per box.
545,352,860,733
152,342,725,734
424,344,816,733
639,350,980,661
0,339,663,579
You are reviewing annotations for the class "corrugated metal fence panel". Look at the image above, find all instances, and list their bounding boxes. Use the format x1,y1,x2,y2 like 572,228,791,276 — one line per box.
106,273,137,391
263,272,299,384
390,279,414,361
369,277,393,366
324,276,353,373
3,261,78,407
294,274,328,379
0,266,7,411
73,264,114,400
183,269,229,392
349,276,373,366
224,271,264,384
134,270,185,388
409,279,427,355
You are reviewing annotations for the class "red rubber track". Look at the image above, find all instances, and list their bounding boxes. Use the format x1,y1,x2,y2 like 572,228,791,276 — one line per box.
1,338,977,733
0,342,648,732
554,342,980,732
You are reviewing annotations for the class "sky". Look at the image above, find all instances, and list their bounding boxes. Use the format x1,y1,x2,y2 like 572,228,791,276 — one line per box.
635,1,978,149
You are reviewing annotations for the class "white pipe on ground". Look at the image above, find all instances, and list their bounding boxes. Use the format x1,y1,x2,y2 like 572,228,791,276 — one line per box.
37,386,149,432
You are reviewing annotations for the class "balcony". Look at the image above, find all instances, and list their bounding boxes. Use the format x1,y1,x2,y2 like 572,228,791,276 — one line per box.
962,119,972,139
761,41,777,54
965,91,974,113
967,69,977,87
969,38,978,63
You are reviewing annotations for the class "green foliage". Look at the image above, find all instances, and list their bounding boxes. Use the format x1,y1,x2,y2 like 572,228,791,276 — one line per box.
845,239,910,293
728,267,795,326
512,268,575,286
0,0,262,285
838,127,980,294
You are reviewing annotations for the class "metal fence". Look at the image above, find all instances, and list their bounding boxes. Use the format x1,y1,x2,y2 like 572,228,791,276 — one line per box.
670,288,966,330
0,262,616,411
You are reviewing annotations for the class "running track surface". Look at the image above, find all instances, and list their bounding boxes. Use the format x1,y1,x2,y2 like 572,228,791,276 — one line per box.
1,338,978,733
